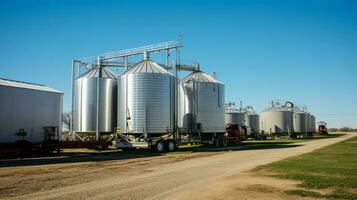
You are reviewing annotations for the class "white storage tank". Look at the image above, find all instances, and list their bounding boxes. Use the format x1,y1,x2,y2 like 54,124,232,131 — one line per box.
0,78,63,144
310,114,316,133
225,111,246,126
117,59,175,135
306,113,316,133
247,114,260,134
179,70,225,133
260,102,294,134
306,113,311,132
73,67,117,134
293,112,307,133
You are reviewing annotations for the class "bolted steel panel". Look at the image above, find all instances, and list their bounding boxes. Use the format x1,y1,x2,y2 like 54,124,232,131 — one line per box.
0,81,63,144
117,60,175,134
247,114,260,133
225,112,246,126
73,67,117,133
293,112,307,133
260,110,294,134
179,71,225,133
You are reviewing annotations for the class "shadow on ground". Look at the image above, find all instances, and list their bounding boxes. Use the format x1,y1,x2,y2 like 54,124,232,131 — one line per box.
0,142,303,168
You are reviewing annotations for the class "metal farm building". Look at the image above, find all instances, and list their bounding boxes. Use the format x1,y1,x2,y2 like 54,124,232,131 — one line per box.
0,78,63,144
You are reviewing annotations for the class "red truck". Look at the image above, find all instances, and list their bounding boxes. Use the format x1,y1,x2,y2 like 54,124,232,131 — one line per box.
225,123,245,146
318,121,328,135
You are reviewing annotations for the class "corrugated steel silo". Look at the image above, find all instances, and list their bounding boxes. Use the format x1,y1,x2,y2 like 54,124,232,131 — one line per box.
260,102,294,134
179,71,225,133
293,112,307,133
306,113,311,132
310,114,316,133
225,111,246,126
73,67,117,134
117,59,175,135
247,114,260,133
306,113,316,133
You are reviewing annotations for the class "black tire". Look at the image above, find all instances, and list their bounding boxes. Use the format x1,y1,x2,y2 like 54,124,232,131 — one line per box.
166,140,177,152
154,140,165,153
220,136,228,148
236,138,242,146
214,137,220,148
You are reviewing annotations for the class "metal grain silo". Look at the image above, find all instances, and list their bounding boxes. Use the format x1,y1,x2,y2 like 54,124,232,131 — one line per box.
310,114,316,133
244,106,260,134
117,59,175,135
225,111,246,126
293,112,307,133
260,102,294,134
73,67,117,135
306,113,311,132
247,114,260,133
179,70,225,133
306,113,316,133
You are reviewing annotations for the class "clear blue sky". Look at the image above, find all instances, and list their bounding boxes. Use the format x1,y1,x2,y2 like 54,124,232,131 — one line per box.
1,0,356,128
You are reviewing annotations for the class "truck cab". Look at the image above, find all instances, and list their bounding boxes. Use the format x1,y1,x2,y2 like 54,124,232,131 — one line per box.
225,123,245,145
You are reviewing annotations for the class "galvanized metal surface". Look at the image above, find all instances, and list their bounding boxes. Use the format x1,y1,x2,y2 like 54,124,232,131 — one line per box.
308,114,316,133
179,71,225,133
293,112,307,133
117,60,175,134
306,113,311,133
305,113,316,133
247,114,260,133
225,112,246,126
0,78,62,93
73,67,117,133
0,82,63,144
260,110,294,134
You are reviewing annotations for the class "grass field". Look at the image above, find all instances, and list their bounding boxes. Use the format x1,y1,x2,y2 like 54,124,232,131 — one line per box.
255,134,357,200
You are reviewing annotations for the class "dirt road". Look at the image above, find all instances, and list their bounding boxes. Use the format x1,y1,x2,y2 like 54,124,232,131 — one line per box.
0,133,354,200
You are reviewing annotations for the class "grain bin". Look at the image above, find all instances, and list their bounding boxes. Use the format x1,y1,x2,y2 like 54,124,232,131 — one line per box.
0,78,63,144
293,112,307,133
179,70,225,133
306,113,316,133
260,101,294,134
225,111,246,126
244,106,260,134
309,114,316,133
247,114,260,134
117,59,175,135
306,113,311,132
73,67,117,135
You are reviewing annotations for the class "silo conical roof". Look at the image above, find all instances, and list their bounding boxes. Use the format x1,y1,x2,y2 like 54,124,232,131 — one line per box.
77,67,117,79
123,59,170,75
181,70,221,84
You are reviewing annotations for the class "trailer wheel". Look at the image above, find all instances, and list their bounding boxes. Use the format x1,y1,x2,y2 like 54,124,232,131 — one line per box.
166,140,176,152
236,138,242,146
214,137,220,148
220,136,228,148
155,140,165,153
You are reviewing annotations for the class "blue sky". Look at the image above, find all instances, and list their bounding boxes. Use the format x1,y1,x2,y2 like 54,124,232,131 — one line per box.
0,0,356,128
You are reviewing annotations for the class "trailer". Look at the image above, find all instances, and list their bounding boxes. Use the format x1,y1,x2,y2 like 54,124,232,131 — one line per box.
71,40,229,152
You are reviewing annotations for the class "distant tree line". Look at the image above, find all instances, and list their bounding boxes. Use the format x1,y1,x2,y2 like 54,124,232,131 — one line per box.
328,127,357,132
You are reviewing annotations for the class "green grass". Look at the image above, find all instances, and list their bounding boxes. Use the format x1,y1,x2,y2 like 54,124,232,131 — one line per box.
245,133,345,144
285,189,323,198
256,135,357,200
241,133,345,150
